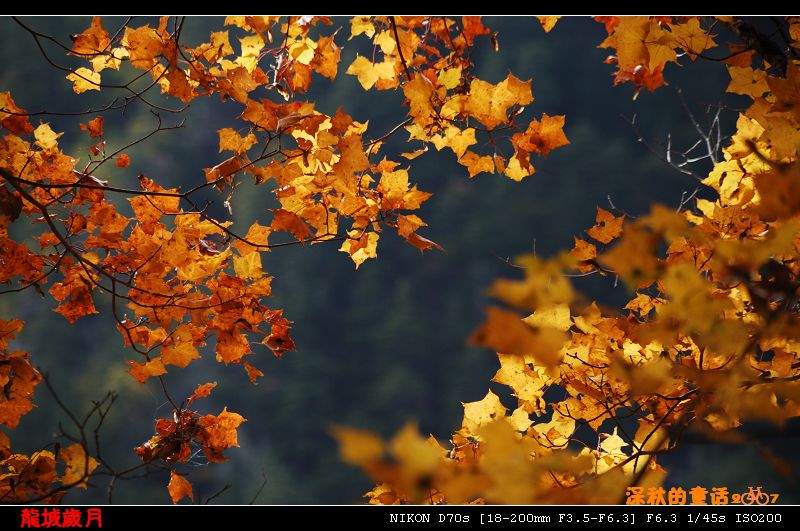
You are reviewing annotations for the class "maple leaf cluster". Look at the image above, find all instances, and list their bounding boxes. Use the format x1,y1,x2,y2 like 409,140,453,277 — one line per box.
3,14,798,505
333,16,800,505
0,16,566,503
135,383,244,469
347,16,569,181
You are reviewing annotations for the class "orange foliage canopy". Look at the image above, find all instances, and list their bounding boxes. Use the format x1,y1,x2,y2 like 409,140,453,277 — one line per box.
2,15,799,505
0,15,566,503
332,16,800,505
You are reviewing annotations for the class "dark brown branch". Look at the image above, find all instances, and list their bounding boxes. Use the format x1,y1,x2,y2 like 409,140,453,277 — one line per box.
390,17,412,82
726,17,788,77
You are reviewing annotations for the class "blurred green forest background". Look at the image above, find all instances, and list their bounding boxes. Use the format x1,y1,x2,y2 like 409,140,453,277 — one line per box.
1,16,797,504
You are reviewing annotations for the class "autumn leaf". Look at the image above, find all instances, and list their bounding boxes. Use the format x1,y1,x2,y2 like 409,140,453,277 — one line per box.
727,66,769,98
462,390,507,433
0,320,24,350
168,471,194,504
205,156,245,189
488,255,574,311
264,316,295,357
537,17,561,33
34,123,62,151
396,214,426,238
0,92,34,134
389,422,442,488
59,443,98,489
233,251,263,279
350,17,376,39
126,358,168,384
570,237,597,273
67,67,101,93
242,361,264,383
0,431,9,460
625,292,663,316
124,26,163,69
405,233,444,254
80,116,104,138
586,207,624,244
404,75,436,128
599,17,649,70
512,113,569,156
508,407,533,432
311,35,341,79
670,18,717,59
219,128,258,154
49,272,99,324
599,225,661,286
187,382,217,405
331,425,385,466
463,74,533,130
2,14,800,507
339,231,379,268
197,408,246,463
70,17,111,58
459,151,495,177
271,209,312,242
0,349,42,429
523,303,572,332
347,56,395,90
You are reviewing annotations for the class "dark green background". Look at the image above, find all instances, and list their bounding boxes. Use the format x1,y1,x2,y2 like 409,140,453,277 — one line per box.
0,16,796,504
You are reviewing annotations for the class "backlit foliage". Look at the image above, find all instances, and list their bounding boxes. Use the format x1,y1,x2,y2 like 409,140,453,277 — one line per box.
0,15,565,503
1,15,798,505
333,16,800,504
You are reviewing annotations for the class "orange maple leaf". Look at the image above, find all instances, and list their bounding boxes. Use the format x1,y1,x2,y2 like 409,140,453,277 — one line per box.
168,471,193,504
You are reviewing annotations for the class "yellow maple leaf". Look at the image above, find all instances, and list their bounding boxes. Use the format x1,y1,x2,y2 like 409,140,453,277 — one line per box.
339,230,379,269
346,56,395,90
350,16,376,39
523,303,572,332
396,214,426,238
503,154,534,182
586,207,624,244
374,31,396,54
59,443,98,489
459,151,495,177
34,123,62,151
160,324,200,368
218,128,258,155
378,168,410,205
537,16,561,33
288,38,317,65
463,74,533,129
463,390,507,433
508,407,532,431
233,251,263,279
489,255,574,310
66,67,101,93
670,17,717,59
123,26,163,69
234,35,264,72
532,409,575,447
431,126,477,159
645,22,678,71
403,75,436,128
331,425,385,466
600,17,649,71
727,66,769,98
390,423,441,478
437,66,462,89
